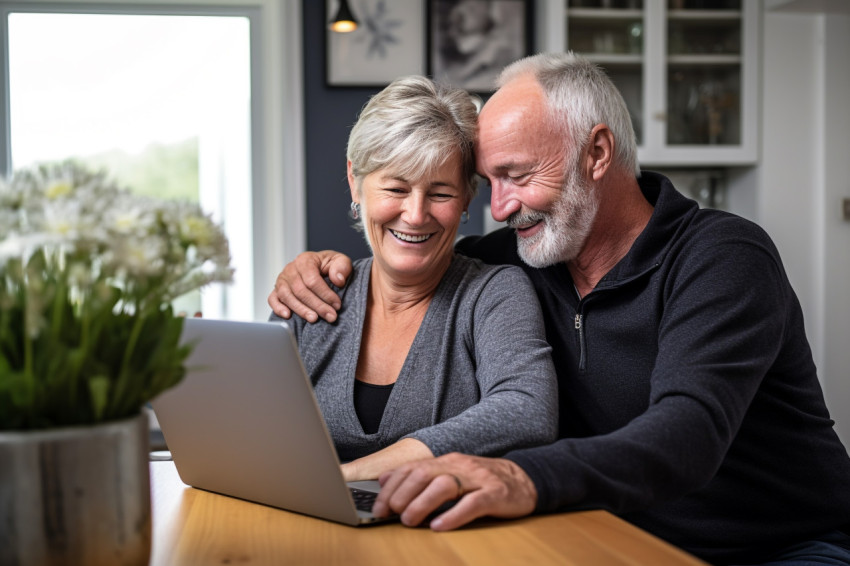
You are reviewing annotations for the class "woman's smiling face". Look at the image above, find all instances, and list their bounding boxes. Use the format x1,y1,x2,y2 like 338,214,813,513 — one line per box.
350,151,468,284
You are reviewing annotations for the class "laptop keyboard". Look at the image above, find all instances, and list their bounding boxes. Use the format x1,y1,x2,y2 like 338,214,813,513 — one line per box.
349,487,378,512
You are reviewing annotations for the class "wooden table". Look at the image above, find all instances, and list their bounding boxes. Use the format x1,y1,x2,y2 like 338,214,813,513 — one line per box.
150,461,707,565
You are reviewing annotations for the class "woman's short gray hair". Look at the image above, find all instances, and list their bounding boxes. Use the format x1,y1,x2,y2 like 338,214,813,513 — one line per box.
347,75,480,200
497,52,640,177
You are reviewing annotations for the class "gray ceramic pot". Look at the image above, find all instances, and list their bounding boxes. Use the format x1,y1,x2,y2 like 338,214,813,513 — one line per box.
0,412,151,566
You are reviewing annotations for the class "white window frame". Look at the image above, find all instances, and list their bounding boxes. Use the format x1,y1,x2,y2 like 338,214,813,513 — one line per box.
0,0,305,322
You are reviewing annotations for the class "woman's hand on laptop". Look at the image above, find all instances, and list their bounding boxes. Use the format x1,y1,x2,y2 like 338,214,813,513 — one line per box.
268,250,353,323
342,438,433,482
371,453,538,530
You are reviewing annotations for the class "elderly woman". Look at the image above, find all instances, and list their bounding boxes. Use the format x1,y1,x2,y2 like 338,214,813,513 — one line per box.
273,76,557,482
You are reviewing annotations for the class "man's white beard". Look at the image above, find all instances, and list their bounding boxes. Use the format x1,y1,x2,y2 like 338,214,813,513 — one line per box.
510,164,598,269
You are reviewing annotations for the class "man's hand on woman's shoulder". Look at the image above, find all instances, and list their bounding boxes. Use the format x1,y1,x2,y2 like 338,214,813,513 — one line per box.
268,250,354,323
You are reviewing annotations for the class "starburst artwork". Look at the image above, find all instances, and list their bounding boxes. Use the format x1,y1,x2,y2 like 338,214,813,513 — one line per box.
355,1,402,59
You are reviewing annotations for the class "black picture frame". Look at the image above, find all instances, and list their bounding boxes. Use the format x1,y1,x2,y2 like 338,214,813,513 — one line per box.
326,0,426,88
427,0,533,94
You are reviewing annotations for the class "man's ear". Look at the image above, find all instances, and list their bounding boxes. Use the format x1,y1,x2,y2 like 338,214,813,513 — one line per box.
585,124,614,181
347,160,358,202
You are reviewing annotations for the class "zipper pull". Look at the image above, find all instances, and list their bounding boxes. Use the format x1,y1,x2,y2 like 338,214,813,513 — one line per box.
575,313,587,371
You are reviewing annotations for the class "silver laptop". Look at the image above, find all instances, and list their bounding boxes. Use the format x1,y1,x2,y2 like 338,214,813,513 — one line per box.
151,317,388,526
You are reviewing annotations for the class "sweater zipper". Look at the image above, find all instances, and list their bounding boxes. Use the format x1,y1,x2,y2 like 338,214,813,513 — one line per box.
574,313,587,371
571,262,661,373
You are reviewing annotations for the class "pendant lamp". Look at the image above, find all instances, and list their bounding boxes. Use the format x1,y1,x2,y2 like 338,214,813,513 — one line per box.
330,0,358,33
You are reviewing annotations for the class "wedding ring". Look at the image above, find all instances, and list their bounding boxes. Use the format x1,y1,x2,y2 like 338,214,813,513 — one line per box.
451,474,464,499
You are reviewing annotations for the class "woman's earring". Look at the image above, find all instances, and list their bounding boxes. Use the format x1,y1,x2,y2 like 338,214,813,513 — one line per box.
461,210,469,224
350,201,361,220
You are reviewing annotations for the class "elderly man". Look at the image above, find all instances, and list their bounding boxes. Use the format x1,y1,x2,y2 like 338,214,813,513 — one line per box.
268,53,850,565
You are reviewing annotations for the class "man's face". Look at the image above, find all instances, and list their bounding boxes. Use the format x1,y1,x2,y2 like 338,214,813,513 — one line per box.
476,76,597,267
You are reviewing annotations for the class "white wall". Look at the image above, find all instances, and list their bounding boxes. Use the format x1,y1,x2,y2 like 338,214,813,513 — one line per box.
758,4,850,444
820,14,850,445
759,6,821,354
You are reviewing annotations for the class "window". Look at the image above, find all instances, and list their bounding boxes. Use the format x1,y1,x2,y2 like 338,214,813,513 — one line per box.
0,1,304,321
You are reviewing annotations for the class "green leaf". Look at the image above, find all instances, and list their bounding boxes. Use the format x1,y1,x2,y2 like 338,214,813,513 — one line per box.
8,371,35,408
87,375,111,422
0,353,11,378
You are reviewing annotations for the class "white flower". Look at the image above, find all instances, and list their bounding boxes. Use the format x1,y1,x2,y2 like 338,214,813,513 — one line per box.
103,200,155,238
0,232,56,268
113,236,168,278
0,161,233,336
41,198,83,238
45,179,73,200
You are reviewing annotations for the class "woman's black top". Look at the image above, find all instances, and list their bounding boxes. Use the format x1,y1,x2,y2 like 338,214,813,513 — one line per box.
353,379,394,435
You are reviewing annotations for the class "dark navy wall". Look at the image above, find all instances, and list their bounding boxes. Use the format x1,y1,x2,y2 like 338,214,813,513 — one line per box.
301,1,489,260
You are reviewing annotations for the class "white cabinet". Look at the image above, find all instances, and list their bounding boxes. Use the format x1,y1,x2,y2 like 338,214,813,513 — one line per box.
535,0,760,166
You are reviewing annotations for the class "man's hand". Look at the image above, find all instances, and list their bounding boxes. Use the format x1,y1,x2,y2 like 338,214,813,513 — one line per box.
372,453,538,531
267,251,353,322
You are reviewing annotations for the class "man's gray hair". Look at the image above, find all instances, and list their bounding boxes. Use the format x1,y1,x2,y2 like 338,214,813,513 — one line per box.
497,52,640,177
347,75,480,199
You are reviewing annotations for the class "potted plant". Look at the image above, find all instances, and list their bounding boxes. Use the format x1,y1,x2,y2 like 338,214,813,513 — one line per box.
0,161,233,566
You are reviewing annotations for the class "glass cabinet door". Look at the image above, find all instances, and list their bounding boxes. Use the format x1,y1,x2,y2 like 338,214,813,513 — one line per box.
566,0,645,144
666,0,743,146
556,0,758,165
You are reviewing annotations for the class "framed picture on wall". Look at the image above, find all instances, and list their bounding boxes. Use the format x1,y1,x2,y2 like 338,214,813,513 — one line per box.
427,0,533,94
326,0,426,87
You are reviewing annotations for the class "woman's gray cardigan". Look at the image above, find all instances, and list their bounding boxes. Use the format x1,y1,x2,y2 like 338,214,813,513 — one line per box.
279,254,559,462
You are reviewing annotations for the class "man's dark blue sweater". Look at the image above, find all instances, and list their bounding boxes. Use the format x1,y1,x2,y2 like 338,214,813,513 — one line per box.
456,171,850,564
